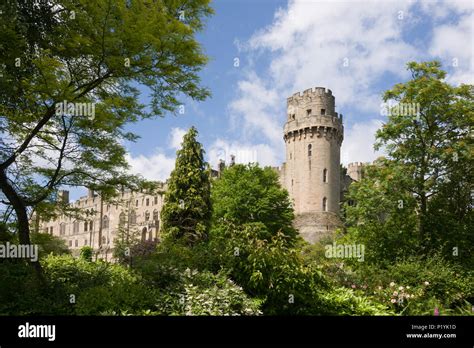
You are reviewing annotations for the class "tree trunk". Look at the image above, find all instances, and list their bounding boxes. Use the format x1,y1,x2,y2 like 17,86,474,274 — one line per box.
0,169,45,283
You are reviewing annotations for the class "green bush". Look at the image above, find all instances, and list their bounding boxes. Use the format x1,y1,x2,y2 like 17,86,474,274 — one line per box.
79,246,93,262
0,260,69,315
311,252,474,315
207,223,389,315
133,246,262,316
42,254,158,315
30,232,70,258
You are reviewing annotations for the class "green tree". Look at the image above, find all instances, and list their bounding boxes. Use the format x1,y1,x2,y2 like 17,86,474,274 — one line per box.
0,0,212,273
160,127,211,245
211,164,297,243
31,232,70,258
375,61,473,253
341,158,419,264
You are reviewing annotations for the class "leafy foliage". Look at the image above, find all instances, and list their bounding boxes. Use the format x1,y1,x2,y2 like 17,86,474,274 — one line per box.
207,223,386,315
0,0,212,249
160,127,212,245
374,61,473,255
79,246,93,262
211,164,298,243
30,232,70,258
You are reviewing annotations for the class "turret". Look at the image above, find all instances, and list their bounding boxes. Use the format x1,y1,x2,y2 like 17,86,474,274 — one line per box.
282,87,344,242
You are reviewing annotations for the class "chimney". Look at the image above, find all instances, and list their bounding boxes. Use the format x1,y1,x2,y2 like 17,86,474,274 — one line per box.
57,190,69,204
218,159,225,176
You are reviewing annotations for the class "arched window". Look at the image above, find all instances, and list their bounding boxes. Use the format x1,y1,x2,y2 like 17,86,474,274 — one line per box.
322,197,327,212
129,210,137,224
73,221,79,235
153,209,158,221
84,221,88,232
60,223,66,236
141,227,147,242
102,215,109,229
323,168,328,183
89,221,93,231
145,211,150,221
308,144,312,157
119,212,126,226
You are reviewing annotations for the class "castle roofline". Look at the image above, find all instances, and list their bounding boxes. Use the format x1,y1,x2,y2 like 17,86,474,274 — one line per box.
287,87,333,102
347,162,365,167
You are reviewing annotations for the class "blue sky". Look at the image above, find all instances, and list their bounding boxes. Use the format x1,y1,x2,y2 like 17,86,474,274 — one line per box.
73,0,473,200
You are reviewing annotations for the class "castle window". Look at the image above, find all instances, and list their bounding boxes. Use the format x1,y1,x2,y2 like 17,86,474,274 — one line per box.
141,227,148,242
136,199,138,207
84,221,88,232
60,223,66,236
146,198,150,206
89,221,93,231
153,209,158,221
102,215,109,229
291,114,295,120
145,211,150,221
73,221,79,234
129,211,137,225
323,168,328,183
321,108,326,115
306,109,311,116
74,240,78,247
154,196,158,205
119,212,126,226
308,144,312,157
50,226,54,235
322,197,327,211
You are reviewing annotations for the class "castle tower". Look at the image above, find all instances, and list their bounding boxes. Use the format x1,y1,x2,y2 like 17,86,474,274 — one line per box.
281,87,344,243
347,162,365,182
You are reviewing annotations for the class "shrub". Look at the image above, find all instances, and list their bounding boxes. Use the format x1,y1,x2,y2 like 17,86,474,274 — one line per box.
207,223,389,315
314,252,474,315
42,254,159,315
79,246,93,262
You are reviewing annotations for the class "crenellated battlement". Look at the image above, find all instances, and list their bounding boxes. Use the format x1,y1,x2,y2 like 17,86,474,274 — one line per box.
287,86,337,120
288,87,333,102
347,162,365,168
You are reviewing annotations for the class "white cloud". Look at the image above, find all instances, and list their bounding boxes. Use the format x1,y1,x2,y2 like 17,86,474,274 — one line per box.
126,150,175,182
341,119,385,166
225,0,473,168
228,73,283,145
169,127,187,150
208,138,281,169
247,0,418,110
429,11,474,84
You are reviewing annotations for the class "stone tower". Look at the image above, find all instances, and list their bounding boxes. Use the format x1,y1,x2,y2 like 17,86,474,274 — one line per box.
280,87,344,243
347,162,364,182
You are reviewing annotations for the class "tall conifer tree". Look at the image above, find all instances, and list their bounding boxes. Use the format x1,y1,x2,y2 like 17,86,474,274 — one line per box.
161,127,211,245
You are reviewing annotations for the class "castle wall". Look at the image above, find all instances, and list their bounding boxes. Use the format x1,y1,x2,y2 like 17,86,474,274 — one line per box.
39,186,166,261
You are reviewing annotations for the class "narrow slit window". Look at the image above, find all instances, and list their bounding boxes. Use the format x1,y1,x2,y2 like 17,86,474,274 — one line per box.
308,144,312,157
323,168,328,182
322,197,327,211
321,108,326,115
